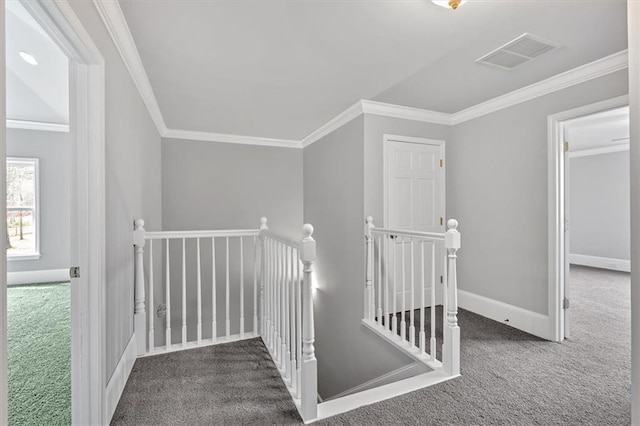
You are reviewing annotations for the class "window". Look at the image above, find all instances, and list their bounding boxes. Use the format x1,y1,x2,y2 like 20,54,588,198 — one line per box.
6,158,39,260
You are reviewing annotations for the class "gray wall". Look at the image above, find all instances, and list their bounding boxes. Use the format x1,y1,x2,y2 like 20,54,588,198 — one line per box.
68,2,163,382
6,128,70,273
449,69,629,315
303,116,415,399
161,138,303,345
570,151,630,260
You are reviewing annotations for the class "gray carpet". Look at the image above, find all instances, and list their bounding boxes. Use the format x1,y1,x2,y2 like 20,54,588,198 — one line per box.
113,265,631,425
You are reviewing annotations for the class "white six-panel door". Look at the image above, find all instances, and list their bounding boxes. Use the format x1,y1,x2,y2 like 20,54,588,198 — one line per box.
385,136,445,313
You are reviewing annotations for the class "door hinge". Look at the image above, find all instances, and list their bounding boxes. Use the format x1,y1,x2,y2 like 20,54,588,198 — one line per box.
564,218,569,232
440,275,443,284
440,159,443,168
69,266,80,279
563,141,569,152
563,297,570,309
440,217,443,226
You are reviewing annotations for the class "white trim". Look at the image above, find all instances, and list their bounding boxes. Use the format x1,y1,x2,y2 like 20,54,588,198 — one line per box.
361,100,453,126
458,290,550,340
7,119,70,133
92,0,167,135
19,1,107,424
568,143,629,158
315,370,456,423
569,254,631,272
105,334,137,424
0,5,7,421
324,362,429,402
547,95,629,343
7,269,69,285
164,128,300,149
301,102,363,148
453,50,628,125
7,254,41,261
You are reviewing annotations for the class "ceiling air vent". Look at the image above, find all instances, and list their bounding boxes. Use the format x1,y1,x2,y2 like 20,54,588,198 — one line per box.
476,33,560,70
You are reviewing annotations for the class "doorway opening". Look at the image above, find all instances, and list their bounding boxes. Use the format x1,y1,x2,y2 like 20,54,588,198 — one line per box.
1,0,106,424
548,95,629,342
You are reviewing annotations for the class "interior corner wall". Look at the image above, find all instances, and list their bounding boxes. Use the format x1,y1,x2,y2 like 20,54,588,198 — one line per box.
303,115,415,400
68,2,163,383
570,151,630,261
449,69,629,316
6,128,70,273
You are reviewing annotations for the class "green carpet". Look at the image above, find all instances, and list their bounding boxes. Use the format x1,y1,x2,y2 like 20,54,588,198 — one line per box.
7,282,71,425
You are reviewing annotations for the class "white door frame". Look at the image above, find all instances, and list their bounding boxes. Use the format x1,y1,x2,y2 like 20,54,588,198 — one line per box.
2,1,106,424
547,94,629,342
382,134,446,228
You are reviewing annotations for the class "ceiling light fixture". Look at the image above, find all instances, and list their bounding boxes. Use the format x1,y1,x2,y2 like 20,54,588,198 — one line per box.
19,51,38,65
431,0,467,10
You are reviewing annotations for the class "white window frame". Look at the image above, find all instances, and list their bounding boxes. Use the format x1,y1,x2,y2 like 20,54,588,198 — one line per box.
6,157,40,261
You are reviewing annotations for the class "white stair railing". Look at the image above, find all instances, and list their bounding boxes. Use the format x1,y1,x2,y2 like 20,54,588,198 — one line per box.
260,221,317,422
133,218,318,422
363,216,461,376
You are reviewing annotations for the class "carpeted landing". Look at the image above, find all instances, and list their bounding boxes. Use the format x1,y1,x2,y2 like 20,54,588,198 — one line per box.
113,265,630,425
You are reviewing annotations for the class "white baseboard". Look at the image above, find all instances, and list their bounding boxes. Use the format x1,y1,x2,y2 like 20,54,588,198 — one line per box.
7,268,69,285
570,253,630,272
325,362,429,402
458,290,550,340
105,334,137,424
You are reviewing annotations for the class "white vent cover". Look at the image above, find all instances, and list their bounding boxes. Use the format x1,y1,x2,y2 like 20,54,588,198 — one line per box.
476,33,560,70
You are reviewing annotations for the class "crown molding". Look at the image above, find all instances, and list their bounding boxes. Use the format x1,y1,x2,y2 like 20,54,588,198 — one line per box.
451,50,629,125
7,119,70,133
164,128,301,149
92,0,167,135
301,102,364,148
568,143,629,159
361,100,453,126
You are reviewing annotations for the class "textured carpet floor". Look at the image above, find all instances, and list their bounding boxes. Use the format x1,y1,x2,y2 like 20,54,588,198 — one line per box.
113,265,630,425
8,282,71,426
110,338,301,425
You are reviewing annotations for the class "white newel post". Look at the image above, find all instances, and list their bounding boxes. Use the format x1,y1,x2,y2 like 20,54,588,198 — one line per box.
300,224,317,422
133,219,147,356
259,217,269,336
443,219,461,376
365,216,375,321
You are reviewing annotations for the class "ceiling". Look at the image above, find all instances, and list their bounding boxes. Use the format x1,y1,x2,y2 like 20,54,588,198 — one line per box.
565,106,629,151
117,0,627,141
6,0,69,125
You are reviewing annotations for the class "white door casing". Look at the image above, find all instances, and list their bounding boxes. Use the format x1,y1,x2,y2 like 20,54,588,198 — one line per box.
384,135,445,312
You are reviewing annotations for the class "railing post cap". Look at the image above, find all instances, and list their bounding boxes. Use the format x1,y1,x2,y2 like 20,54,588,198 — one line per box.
133,219,145,247
445,218,461,250
302,223,314,240
366,216,373,225
134,218,145,230
301,224,316,262
260,217,269,230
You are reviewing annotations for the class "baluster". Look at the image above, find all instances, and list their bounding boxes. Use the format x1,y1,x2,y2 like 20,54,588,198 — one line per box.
365,217,374,321
295,248,302,399
148,239,155,352
443,220,461,376
300,224,317,422
269,239,275,350
280,243,286,368
226,237,230,337
284,246,291,379
419,240,425,354
133,219,147,355
392,234,397,336
410,239,415,347
253,235,258,334
289,247,296,391
181,238,187,346
377,235,382,324
240,237,245,338
259,218,268,337
197,238,202,343
276,242,282,364
430,241,436,360
401,237,406,342
165,239,171,349
384,235,389,330
212,237,217,342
